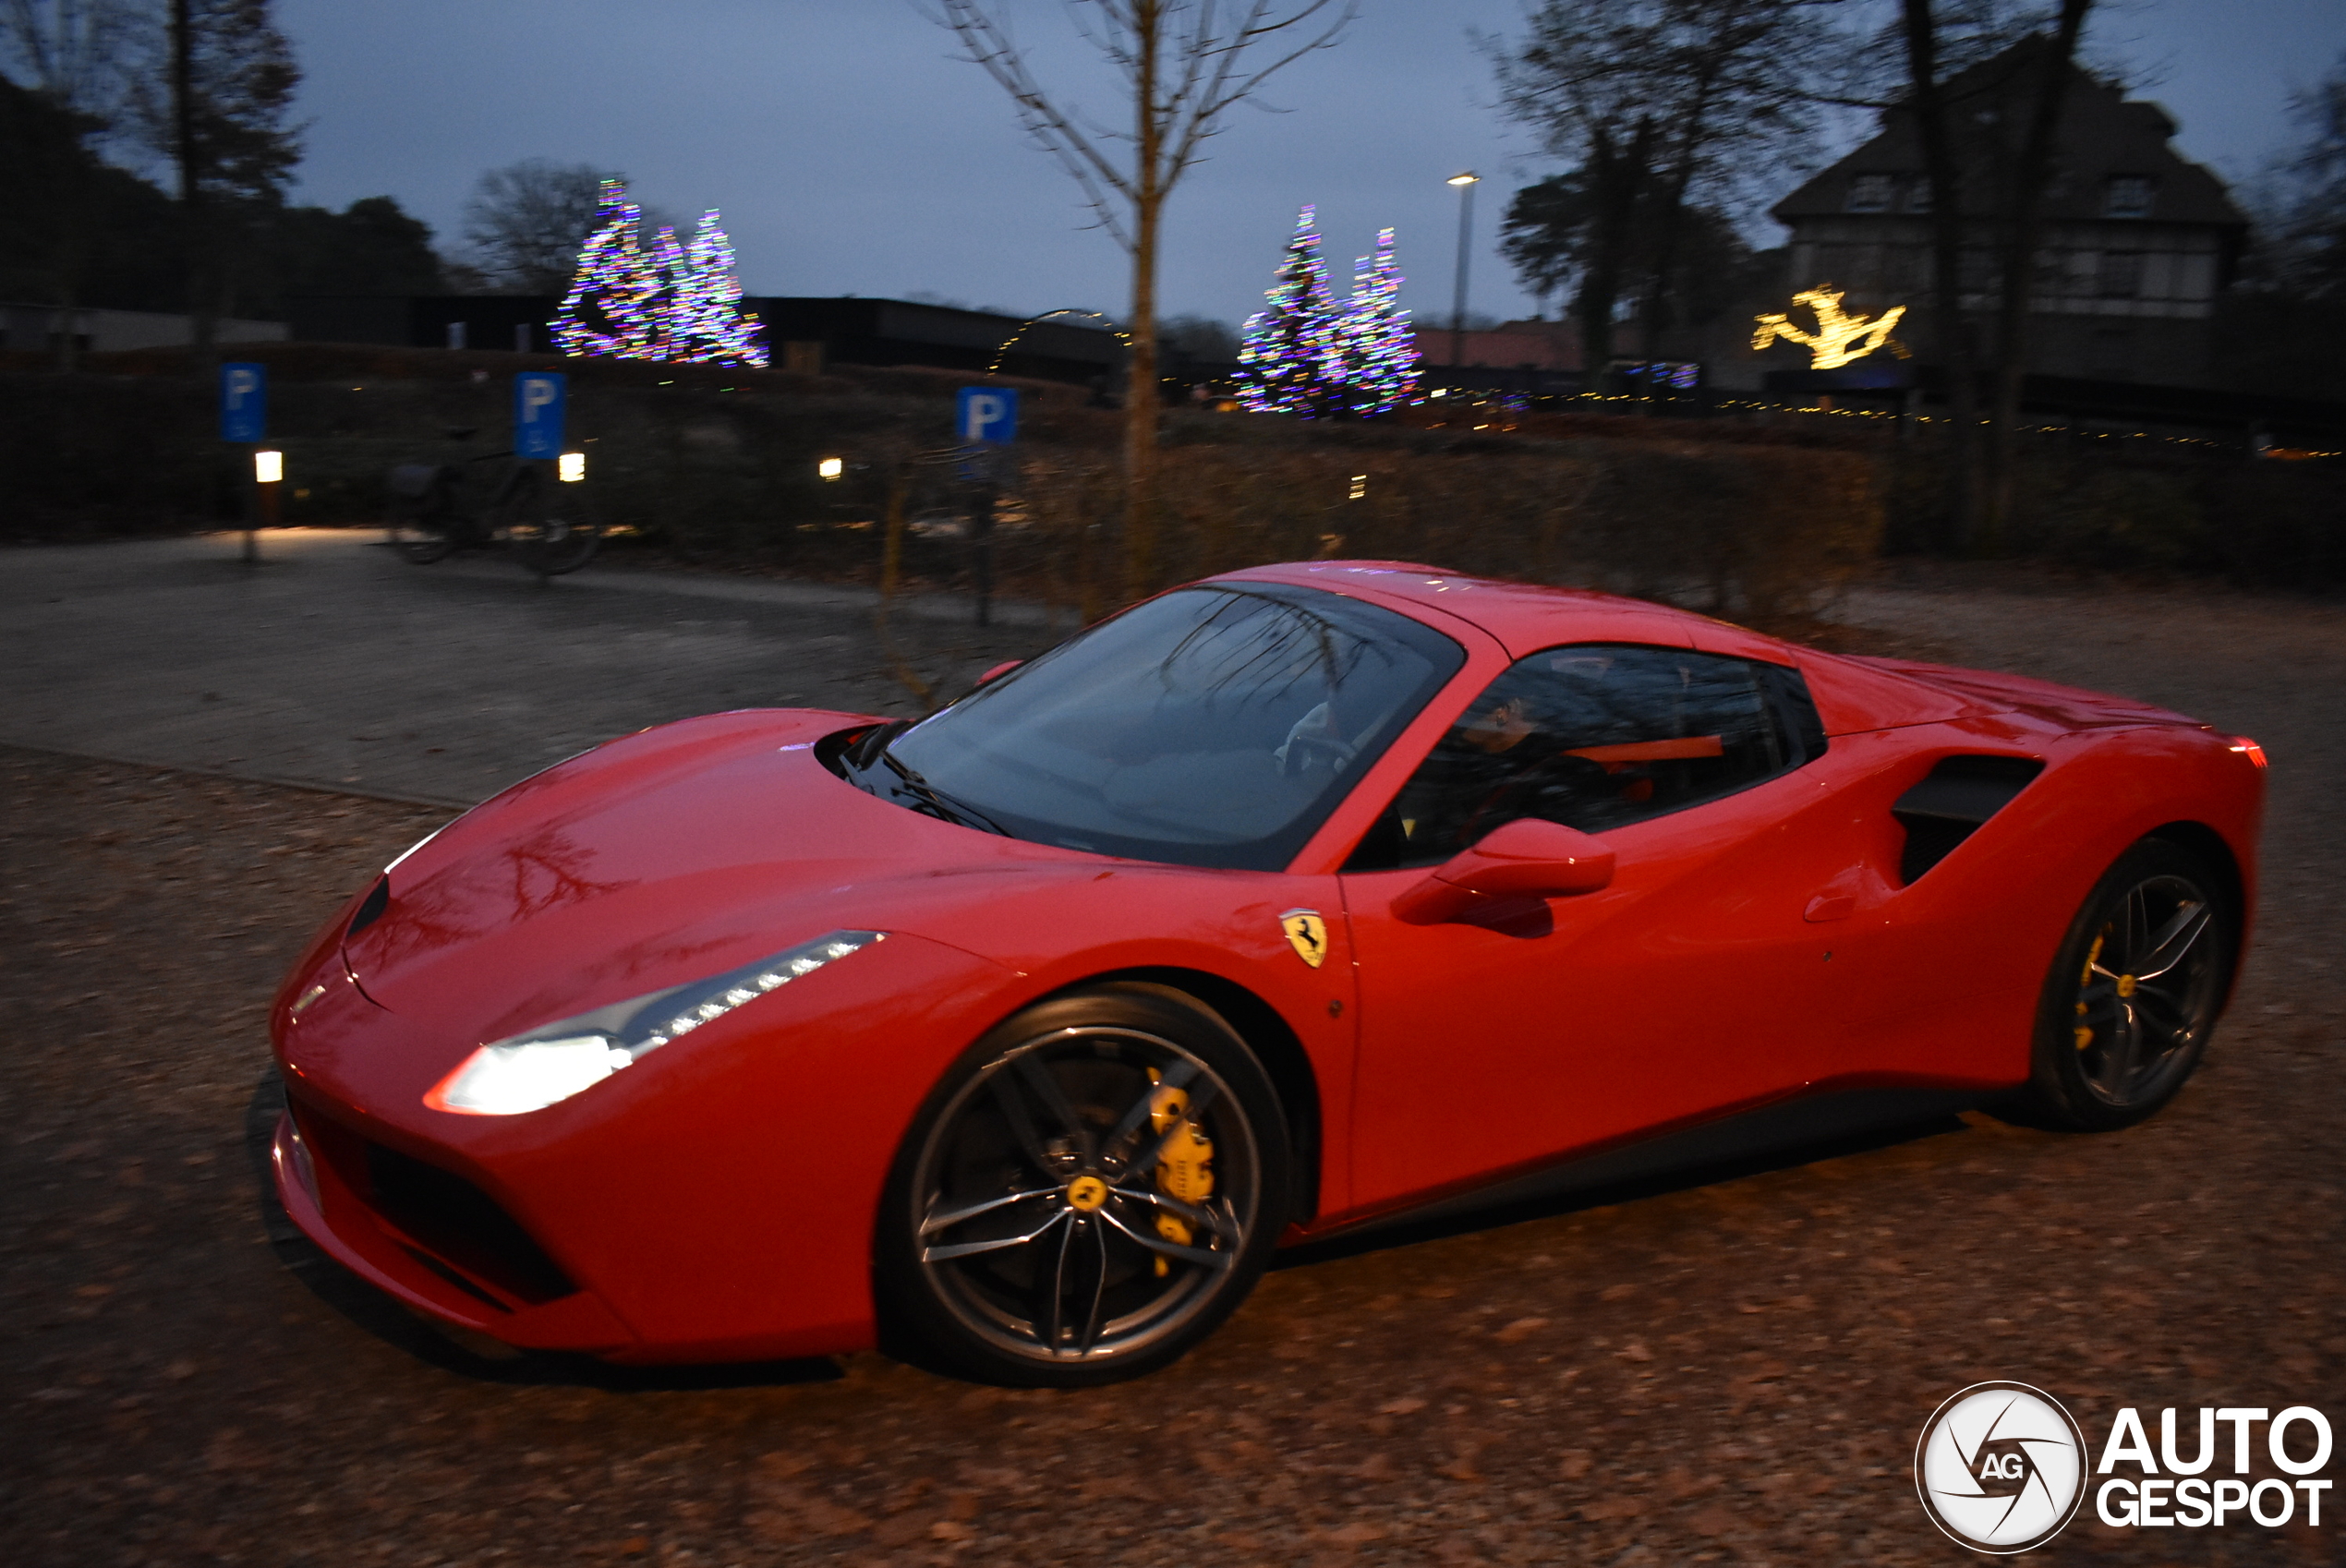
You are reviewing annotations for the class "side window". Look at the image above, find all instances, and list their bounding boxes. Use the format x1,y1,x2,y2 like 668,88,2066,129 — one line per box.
1348,644,1813,871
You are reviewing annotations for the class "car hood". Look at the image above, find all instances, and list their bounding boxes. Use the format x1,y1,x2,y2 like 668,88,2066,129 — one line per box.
342,709,1097,1043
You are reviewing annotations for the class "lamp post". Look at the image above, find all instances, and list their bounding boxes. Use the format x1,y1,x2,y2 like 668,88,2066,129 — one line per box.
1446,172,1480,374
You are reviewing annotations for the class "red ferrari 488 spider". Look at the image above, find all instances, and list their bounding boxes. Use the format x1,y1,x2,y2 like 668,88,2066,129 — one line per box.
268,562,2263,1384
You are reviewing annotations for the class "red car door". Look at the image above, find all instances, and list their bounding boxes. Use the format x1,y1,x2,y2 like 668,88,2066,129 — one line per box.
1334,642,1874,1216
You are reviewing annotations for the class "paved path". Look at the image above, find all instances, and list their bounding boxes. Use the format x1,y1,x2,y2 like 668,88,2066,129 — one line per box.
0,529,1068,807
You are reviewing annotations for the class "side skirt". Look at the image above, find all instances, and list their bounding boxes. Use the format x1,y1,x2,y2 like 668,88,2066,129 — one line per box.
1281,1087,1981,1263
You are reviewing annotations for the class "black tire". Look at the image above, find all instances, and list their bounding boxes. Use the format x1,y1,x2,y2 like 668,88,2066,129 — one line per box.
2013,838,2233,1132
875,983,1290,1386
502,470,600,577
388,490,458,565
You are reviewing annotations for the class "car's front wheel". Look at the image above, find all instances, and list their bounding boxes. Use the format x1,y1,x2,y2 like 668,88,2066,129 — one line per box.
876,983,1288,1386
2015,838,2233,1131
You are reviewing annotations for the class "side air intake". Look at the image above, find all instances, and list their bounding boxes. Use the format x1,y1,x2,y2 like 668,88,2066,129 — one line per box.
1892,755,2045,885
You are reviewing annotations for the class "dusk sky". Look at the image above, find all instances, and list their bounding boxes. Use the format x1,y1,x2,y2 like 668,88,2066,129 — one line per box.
274,0,2346,329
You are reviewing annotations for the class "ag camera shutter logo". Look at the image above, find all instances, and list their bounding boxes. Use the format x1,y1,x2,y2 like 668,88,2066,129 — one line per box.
1916,1381,2088,1552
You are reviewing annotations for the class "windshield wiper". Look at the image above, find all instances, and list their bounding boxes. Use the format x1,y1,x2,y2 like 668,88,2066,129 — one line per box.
878,751,1010,836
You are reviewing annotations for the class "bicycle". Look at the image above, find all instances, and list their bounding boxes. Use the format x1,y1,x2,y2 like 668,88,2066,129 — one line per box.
385,428,601,578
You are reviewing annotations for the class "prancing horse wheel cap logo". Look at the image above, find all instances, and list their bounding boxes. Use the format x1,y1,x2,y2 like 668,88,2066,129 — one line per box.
1915,1381,2087,1553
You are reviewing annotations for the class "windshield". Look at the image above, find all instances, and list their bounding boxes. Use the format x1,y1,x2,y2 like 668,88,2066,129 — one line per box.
866,585,1463,870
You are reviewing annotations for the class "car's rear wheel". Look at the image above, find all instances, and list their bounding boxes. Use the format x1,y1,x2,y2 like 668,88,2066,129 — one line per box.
877,983,1288,1386
2015,838,2231,1131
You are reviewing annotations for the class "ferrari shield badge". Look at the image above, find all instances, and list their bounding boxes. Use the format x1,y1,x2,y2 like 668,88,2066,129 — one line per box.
1279,909,1328,969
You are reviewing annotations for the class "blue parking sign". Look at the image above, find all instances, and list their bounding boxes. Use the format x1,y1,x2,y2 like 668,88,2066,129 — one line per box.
957,387,1018,446
220,362,266,441
514,372,567,458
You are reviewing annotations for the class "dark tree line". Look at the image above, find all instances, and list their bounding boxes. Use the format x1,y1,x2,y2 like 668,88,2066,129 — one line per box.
2,72,442,320
2,0,440,365
1499,168,1779,367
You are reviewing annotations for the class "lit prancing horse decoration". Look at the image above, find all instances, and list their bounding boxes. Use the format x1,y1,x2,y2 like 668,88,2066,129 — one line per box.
1752,286,1910,369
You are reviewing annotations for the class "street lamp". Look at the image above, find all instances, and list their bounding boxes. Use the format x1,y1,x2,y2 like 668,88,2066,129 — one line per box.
1446,172,1481,373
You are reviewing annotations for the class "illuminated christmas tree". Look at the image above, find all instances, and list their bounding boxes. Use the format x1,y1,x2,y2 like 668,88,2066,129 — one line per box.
1237,209,1416,418
1236,207,1344,417
1334,228,1419,416
551,183,768,368
552,180,665,359
670,211,769,368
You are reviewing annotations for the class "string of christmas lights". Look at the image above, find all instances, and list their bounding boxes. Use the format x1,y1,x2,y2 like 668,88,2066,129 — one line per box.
1236,207,1419,418
551,181,768,369
988,308,1131,376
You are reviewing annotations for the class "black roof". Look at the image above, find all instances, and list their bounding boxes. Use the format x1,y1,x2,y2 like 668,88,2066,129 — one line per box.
1772,39,2246,229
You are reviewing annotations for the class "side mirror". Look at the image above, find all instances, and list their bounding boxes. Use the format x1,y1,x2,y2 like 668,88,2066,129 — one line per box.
973,659,1022,687
1390,817,1615,925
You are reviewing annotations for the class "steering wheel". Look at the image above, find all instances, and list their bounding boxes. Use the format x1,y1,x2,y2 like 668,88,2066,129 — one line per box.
1278,732,1358,778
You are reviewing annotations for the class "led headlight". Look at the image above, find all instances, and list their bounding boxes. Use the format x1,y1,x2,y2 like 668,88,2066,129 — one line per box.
423,931,885,1116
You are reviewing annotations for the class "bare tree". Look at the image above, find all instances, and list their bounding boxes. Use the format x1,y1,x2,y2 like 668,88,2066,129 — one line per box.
1976,3,2090,551
461,158,622,295
1493,0,1831,379
2249,53,2346,301
929,0,1352,597
2,0,149,122
1868,1,2092,551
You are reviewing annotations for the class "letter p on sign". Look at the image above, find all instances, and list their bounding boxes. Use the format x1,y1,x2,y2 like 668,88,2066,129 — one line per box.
957,387,1017,446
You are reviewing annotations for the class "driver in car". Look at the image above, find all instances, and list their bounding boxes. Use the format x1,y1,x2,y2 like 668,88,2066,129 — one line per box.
1377,690,1614,865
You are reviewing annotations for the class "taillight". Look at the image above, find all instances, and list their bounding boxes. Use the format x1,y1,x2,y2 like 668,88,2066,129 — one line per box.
2229,737,2267,768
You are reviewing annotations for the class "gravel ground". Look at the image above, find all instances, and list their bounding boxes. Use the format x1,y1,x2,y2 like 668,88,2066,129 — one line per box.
5,564,2343,1567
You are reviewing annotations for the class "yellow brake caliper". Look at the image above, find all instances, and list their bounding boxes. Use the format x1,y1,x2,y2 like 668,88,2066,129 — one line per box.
1146,1069,1215,1278
2075,933,2106,1049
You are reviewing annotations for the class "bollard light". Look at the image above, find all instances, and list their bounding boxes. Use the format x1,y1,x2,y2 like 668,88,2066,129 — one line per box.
253,450,284,484
818,457,844,481
558,451,586,483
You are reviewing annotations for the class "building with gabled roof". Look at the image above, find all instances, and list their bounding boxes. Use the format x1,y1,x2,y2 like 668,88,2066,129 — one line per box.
1765,42,2248,389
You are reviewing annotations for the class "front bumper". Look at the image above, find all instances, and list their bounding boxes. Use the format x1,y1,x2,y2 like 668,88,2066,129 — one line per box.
272,1103,635,1350
270,929,1023,1363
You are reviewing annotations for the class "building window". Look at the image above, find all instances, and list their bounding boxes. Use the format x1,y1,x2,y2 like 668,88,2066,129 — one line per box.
1845,173,1894,213
1902,175,1933,214
2104,175,2155,218
2098,251,2143,298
